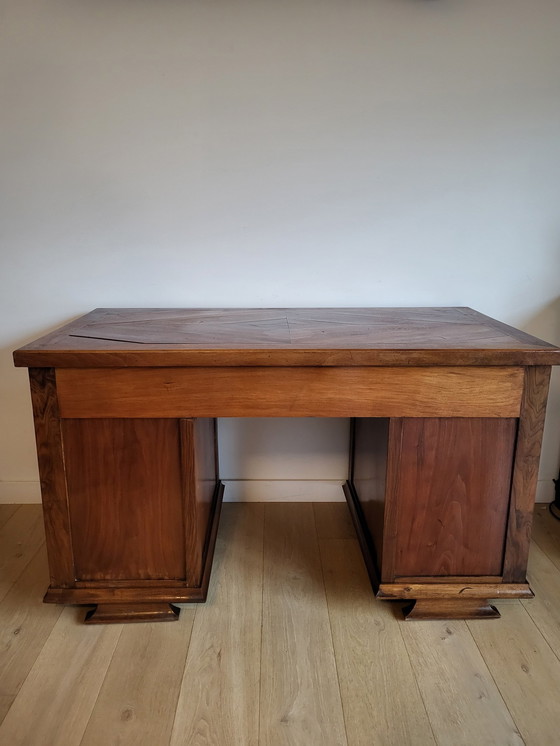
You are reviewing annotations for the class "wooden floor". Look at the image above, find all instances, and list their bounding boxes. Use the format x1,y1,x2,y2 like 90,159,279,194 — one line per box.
1,502,560,746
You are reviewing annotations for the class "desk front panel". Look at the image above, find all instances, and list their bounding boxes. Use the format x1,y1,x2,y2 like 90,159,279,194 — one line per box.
55,366,524,419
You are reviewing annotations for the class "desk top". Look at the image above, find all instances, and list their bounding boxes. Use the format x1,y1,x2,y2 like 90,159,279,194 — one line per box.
13,307,560,368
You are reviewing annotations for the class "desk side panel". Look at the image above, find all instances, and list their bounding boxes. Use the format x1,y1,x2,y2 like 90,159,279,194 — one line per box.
350,418,390,577
181,417,219,586
502,366,551,582
29,368,75,587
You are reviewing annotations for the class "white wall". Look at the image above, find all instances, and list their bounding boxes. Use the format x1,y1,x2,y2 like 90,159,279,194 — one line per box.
1,0,559,503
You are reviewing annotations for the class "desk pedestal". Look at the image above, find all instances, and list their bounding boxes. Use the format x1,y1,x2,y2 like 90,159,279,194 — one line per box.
345,367,550,619
29,364,549,622
30,368,223,624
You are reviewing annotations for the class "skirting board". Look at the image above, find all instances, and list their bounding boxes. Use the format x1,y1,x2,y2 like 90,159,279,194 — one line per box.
0,478,555,504
222,480,346,502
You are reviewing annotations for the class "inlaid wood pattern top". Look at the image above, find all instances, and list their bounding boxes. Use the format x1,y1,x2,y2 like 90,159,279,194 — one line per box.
13,307,560,367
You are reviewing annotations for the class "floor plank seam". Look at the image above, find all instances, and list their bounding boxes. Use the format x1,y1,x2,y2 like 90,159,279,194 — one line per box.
77,623,126,746
395,620,439,746
531,535,560,572
517,595,560,666
315,538,350,746
465,611,527,746
257,506,266,746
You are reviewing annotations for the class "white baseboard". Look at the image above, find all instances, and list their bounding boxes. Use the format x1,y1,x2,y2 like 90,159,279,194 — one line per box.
222,480,346,502
0,478,555,505
0,481,42,504
536,479,556,504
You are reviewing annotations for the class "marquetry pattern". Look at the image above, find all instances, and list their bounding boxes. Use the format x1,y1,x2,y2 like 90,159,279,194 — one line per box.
2,502,560,745
14,307,560,367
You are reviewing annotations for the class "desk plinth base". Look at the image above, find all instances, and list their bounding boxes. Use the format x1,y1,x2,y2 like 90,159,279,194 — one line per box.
402,598,500,621
84,603,180,624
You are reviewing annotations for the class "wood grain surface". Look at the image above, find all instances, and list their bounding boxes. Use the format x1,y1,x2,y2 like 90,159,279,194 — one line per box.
384,418,517,579
55,366,524,418
0,505,46,603
502,366,551,582
0,543,62,722
61,418,187,581
259,504,347,746
468,603,560,746
14,307,560,367
0,607,122,746
3,503,560,744
28,368,75,587
182,417,218,586
351,418,390,570
319,536,435,745
401,620,524,745
170,503,264,746
81,611,196,746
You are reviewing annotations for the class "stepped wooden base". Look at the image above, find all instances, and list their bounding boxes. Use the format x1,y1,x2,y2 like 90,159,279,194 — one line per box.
84,602,180,624
402,598,501,621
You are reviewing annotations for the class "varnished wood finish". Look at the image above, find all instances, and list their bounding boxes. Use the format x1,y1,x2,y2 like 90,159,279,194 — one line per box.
182,417,218,586
502,366,551,582
386,418,517,578
377,583,533,599
28,368,74,588
55,365,524,418
15,309,560,623
84,603,180,624
14,307,560,367
343,481,381,591
62,419,187,581
43,482,224,609
351,418,389,571
403,599,501,620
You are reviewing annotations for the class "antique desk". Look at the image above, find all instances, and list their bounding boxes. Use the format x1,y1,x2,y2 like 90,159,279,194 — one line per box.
13,308,560,624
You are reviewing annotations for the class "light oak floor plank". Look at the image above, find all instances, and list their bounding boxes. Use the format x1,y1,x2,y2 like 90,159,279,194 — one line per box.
530,505,560,569
319,536,435,746
80,609,196,746
170,503,264,746
522,541,560,659
0,505,20,531
0,607,122,746
3,503,560,745
401,619,524,745
0,545,63,724
468,601,560,746
313,501,356,540
260,503,347,746
0,505,45,602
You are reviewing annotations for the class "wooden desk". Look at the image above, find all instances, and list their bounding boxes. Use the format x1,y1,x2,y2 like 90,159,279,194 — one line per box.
13,307,560,623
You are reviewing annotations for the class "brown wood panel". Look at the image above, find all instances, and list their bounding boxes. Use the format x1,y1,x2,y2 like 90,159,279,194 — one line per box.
56,366,524,418
181,417,218,586
28,368,75,587
61,419,186,581
377,582,532,599
14,307,560,367
384,418,517,579
502,366,551,582
351,418,389,572
43,482,224,609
